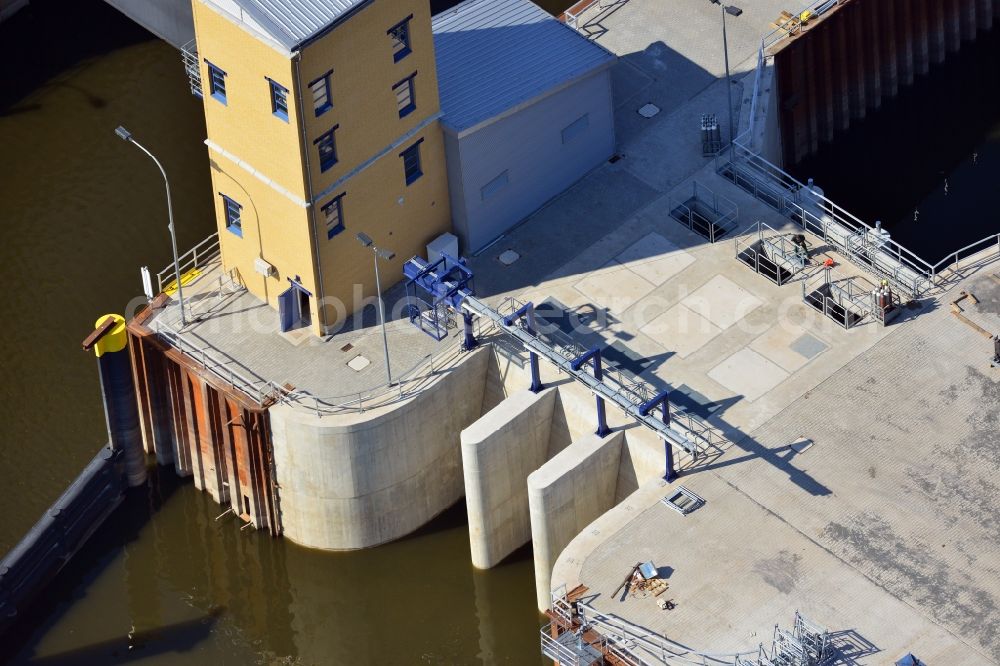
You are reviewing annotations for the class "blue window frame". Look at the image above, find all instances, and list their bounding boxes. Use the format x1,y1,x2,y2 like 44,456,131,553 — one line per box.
221,195,242,237
400,138,423,186
267,78,289,121
309,70,333,116
322,194,346,239
206,61,227,104
388,15,413,63
393,73,417,119
314,125,339,172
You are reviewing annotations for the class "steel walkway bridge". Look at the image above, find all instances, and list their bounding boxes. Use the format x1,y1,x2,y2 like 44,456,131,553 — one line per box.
404,254,697,478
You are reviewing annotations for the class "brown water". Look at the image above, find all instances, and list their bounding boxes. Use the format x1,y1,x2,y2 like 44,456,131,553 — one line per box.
0,2,541,663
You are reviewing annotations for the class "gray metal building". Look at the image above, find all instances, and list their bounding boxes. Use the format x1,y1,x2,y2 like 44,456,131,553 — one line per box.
433,0,617,254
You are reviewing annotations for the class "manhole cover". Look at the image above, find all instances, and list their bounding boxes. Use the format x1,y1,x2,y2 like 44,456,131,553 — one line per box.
347,355,371,371
340,343,354,352
638,103,660,118
498,249,520,265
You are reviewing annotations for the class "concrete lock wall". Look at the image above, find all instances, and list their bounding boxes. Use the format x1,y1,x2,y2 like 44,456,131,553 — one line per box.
528,431,624,611
270,346,490,550
461,387,557,569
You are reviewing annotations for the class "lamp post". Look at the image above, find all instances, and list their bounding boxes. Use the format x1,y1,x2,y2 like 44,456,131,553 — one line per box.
114,126,187,326
356,232,395,386
710,1,743,149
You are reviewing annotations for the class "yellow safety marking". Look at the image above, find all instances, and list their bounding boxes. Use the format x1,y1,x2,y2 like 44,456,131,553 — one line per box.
163,268,201,296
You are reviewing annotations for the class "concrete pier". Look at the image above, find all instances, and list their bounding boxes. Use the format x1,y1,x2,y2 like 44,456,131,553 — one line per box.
527,431,624,611
461,388,557,569
270,346,490,551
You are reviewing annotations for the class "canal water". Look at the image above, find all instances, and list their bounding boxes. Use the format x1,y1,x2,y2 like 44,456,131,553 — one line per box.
791,26,1000,266
0,1,545,663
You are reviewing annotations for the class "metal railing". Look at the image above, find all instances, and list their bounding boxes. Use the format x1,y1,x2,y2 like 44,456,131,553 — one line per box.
493,297,723,460
735,221,805,286
155,232,221,295
574,602,758,666
153,313,473,416
562,0,610,30
669,182,739,244
729,1,999,293
180,39,203,98
930,233,1000,276
718,147,937,296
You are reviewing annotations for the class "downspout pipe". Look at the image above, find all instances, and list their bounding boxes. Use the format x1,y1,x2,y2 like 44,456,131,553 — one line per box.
292,51,327,333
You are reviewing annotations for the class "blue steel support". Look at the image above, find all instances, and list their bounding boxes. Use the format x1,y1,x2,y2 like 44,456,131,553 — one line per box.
570,348,610,437
640,390,677,482
462,311,477,351
503,302,542,393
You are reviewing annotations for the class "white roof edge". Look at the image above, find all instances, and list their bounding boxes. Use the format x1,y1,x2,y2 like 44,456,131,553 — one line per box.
199,0,295,56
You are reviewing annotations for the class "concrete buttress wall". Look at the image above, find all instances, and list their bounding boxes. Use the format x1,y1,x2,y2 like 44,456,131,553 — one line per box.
527,431,624,611
461,387,557,569
270,346,490,550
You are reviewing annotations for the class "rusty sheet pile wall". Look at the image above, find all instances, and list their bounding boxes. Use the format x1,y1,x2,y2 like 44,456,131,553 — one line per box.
774,0,997,165
128,304,281,537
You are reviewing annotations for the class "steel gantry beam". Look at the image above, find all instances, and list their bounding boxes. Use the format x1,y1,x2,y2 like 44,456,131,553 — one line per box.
403,254,696,464
460,296,696,459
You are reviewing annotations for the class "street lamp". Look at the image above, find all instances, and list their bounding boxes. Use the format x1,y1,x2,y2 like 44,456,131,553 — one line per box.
710,1,743,149
356,232,395,386
114,126,187,326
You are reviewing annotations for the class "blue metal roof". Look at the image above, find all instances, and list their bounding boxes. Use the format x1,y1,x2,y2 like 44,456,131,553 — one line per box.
217,0,370,51
432,0,616,133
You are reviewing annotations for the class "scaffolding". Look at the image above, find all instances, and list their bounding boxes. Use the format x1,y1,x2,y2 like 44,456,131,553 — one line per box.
669,182,740,243
735,221,807,286
736,613,830,666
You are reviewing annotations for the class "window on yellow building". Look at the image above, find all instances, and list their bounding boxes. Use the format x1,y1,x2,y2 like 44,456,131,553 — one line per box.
322,194,346,239
313,125,339,172
267,78,289,122
400,138,423,186
393,73,417,119
388,15,413,63
221,195,242,237
206,61,227,105
309,70,333,116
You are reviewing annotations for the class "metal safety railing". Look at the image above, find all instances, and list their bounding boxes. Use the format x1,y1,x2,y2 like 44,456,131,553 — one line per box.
735,221,806,286
155,232,221,295
574,602,758,666
561,0,616,30
668,182,740,244
180,39,202,98
718,146,937,297
495,297,728,462
729,1,999,296
152,313,474,416
930,233,1000,277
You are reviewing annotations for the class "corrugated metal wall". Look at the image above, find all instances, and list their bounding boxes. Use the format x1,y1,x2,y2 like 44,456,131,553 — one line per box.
104,0,194,48
446,69,615,254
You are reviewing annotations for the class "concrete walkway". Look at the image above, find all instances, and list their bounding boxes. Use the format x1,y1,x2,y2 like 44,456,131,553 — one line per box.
552,268,1000,664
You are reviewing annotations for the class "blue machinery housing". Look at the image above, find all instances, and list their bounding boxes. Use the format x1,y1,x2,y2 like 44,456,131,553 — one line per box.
404,254,693,481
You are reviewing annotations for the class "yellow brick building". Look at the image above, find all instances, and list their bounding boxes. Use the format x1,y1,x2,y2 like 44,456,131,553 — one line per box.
190,0,451,335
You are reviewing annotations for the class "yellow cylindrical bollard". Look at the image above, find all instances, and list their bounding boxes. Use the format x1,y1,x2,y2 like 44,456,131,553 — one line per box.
88,314,147,487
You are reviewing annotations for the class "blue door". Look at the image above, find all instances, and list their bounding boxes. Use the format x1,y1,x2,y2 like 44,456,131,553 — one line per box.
278,286,298,332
